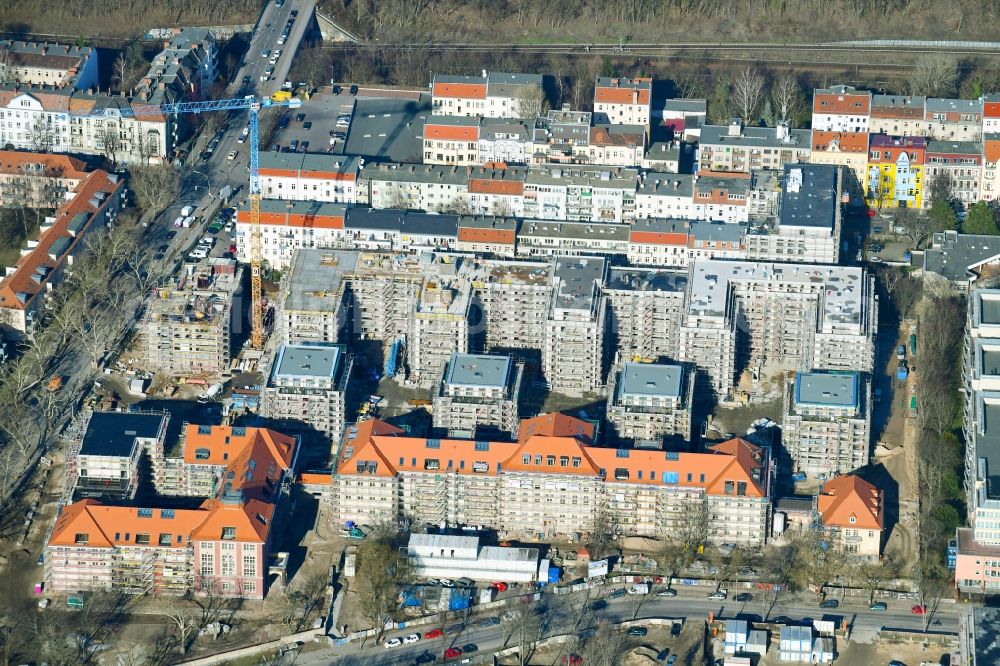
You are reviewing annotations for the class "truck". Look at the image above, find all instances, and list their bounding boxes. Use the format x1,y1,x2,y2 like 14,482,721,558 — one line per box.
897,345,906,360
181,205,194,217
897,361,908,381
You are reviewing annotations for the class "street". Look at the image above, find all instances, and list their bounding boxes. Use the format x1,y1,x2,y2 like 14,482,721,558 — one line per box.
297,585,960,665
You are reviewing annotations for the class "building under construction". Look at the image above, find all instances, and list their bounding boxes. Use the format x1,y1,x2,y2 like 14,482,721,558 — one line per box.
140,258,243,377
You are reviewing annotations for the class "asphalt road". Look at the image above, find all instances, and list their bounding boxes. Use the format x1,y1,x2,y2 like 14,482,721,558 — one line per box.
297,586,959,665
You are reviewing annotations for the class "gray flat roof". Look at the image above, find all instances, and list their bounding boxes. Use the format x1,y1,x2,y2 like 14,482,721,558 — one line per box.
925,97,982,114
425,115,480,127
250,199,348,217
284,249,358,313
618,362,683,398
637,173,693,197
553,256,605,311
526,165,637,189
978,394,1000,499
273,343,341,380
344,208,459,237
479,118,532,142
662,98,706,114
258,151,360,174
926,140,982,155
606,267,688,293
337,95,431,163
794,371,859,408
691,220,746,243
81,412,165,458
519,218,629,243
780,164,837,230
445,353,511,388
362,162,471,186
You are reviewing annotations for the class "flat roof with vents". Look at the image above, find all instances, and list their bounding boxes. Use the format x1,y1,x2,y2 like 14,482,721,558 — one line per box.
273,343,342,380
779,163,837,230
618,362,684,399
445,353,511,389
794,371,859,408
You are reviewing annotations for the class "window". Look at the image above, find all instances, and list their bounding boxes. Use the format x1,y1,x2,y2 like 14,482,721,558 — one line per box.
222,555,235,576
849,516,856,524
160,509,175,519
222,527,237,540
195,448,211,460
137,508,153,518
560,456,569,467
242,554,257,577
724,480,735,495
135,533,150,545
572,457,581,468
546,455,555,466
159,533,173,546
75,533,89,544
200,553,214,575
534,455,542,465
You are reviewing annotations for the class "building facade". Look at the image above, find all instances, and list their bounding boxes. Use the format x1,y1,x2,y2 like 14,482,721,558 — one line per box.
432,353,522,439
606,363,694,447
261,343,351,442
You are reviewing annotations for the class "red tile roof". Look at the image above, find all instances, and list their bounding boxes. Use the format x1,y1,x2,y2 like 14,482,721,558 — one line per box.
813,91,871,115
424,123,479,142
0,150,88,178
432,82,487,100
811,131,869,154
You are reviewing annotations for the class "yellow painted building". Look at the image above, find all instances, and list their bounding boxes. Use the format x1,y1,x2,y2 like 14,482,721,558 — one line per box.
865,135,926,209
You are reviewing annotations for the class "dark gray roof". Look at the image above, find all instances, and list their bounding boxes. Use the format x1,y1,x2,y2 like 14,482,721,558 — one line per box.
446,352,512,388
553,256,605,311
337,95,430,163
637,173,693,197
479,118,532,142
925,97,982,114
700,124,811,148
344,208,459,237
926,140,982,155
922,231,1000,282
691,220,746,243
486,72,543,97
976,392,1000,499
456,215,518,232
779,164,837,230
249,199,349,217
606,267,688,292
80,412,166,458
661,98,706,115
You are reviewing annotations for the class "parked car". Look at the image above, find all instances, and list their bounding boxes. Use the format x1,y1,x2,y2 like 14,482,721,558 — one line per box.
423,629,442,639
870,601,888,611
303,121,312,130
735,592,753,602
461,644,478,653
333,85,342,94
414,653,436,664
296,113,306,122
477,617,500,628
911,604,927,615
590,599,608,611
708,590,728,600
627,627,648,637
671,622,682,637
820,599,839,609
657,588,677,598
443,647,462,661
227,150,238,160
403,633,421,644
350,84,358,95
607,588,627,599
491,581,508,592
384,638,402,649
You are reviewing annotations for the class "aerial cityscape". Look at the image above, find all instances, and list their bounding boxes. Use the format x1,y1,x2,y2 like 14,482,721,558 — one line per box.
2,0,1000,664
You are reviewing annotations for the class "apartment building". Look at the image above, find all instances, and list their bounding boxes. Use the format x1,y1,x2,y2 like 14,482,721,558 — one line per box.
478,117,535,165
516,218,629,260
678,260,876,399
593,77,652,126
925,141,982,207
691,170,750,223
408,270,472,385
330,413,772,545
258,152,360,203
0,169,124,338
277,249,352,345
64,411,168,501
811,85,872,133
984,134,1000,203
955,289,1000,592
603,267,687,363
466,166,526,217
474,259,552,356
809,130,868,200
782,371,871,479
431,72,543,119
432,352,522,439
866,135,926,209
0,150,88,207
522,165,638,223
635,174,695,220
921,230,1000,289
46,425,298,600
530,112,646,167
543,256,607,393
626,218,745,269
361,162,470,211
455,215,518,256
642,141,683,172
816,474,883,558
659,98,707,140
423,116,480,166
235,199,347,269
342,208,459,254
606,362,694,447
869,94,927,138
746,164,842,265
261,342,352,442
869,94,982,142
698,121,810,173
140,258,242,377
0,40,98,88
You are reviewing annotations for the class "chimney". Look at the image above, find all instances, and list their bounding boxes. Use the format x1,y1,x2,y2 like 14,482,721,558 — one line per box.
481,69,487,79
728,118,743,136
776,121,789,142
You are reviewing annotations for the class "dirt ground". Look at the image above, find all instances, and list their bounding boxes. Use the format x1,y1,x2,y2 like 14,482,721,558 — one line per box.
833,636,954,666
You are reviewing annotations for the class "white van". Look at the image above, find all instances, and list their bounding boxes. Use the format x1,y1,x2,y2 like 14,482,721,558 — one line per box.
173,216,184,228
181,205,194,217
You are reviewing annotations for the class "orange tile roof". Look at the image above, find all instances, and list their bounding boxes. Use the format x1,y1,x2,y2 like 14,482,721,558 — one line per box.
457,227,516,244
424,123,479,142
432,82,486,100
333,416,767,497
986,101,1000,119
0,170,122,311
985,138,1000,163
813,91,871,115
589,126,644,147
629,230,689,246
595,78,652,106
817,474,883,530
811,131,869,154
191,497,275,542
0,150,88,178
518,413,594,442
298,472,332,485
468,178,524,195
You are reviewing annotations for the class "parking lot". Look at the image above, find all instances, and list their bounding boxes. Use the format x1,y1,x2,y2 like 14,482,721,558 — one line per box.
271,86,430,163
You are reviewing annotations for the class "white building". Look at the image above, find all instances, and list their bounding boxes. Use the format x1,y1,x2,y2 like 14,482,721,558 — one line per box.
423,116,480,166
431,72,544,119
235,200,347,269
543,256,607,394
522,165,638,223
811,85,872,133
258,153,360,203
404,533,542,583
593,77,652,127
606,363,694,446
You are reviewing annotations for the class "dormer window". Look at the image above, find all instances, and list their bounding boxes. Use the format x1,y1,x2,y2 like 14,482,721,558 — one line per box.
849,515,856,524
222,527,237,540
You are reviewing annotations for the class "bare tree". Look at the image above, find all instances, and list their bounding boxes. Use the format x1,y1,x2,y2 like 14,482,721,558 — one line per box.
28,117,56,153
908,55,959,97
281,572,328,632
585,503,617,561
129,163,181,217
290,43,329,92
112,53,128,91
771,71,802,125
584,620,628,666
166,609,198,655
504,605,543,666
355,539,408,641
793,531,846,599
99,124,122,167
854,557,897,605
516,89,548,118
731,66,766,124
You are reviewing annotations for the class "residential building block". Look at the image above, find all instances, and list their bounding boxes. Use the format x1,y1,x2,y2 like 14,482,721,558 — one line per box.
698,121,810,173
606,362,694,446
816,474,883,558
543,256,607,393
593,77,652,127
261,342,351,442
866,135,926,209
432,352,522,439
811,85,872,133
258,152,360,203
